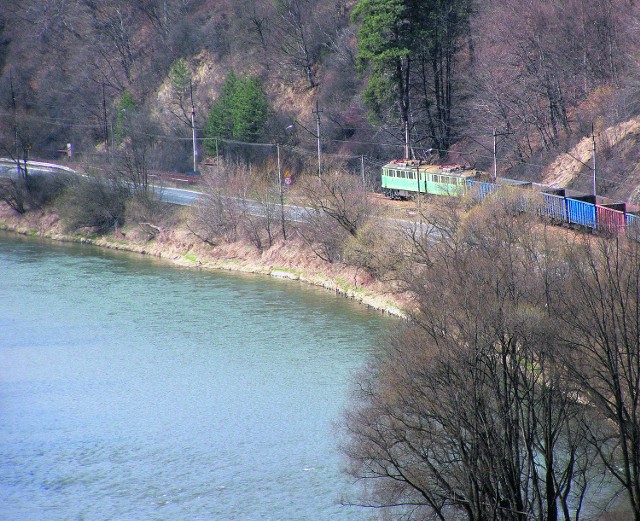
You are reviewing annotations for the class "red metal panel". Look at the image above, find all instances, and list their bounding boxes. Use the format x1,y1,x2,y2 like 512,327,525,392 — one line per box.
596,205,625,233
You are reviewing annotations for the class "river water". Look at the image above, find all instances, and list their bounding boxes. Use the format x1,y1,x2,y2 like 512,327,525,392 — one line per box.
0,233,389,520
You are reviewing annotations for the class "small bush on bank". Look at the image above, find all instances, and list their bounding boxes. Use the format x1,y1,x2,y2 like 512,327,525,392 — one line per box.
59,176,130,233
0,172,73,214
125,191,176,227
27,173,73,208
343,219,402,280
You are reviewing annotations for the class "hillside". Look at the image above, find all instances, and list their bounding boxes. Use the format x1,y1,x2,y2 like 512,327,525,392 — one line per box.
2,0,640,202
542,116,640,203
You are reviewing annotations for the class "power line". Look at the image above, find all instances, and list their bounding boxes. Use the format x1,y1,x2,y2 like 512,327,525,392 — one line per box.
2,109,636,190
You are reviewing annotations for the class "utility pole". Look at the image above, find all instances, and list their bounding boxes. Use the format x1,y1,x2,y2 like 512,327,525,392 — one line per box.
313,100,322,180
215,137,219,176
190,79,198,173
404,120,410,159
592,123,597,197
415,162,421,216
492,127,498,182
102,84,109,152
277,144,286,240
492,127,513,182
10,68,18,164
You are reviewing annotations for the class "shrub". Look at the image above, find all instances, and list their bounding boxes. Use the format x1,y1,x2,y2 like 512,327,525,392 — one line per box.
59,176,130,233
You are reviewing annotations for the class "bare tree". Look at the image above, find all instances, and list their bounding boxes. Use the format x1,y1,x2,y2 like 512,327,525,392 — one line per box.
300,171,370,237
58,171,130,233
189,162,286,250
114,109,160,193
0,69,33,214
557,235,640,521
90,1,135,80
343,199,605,520
469,0,628,169
189,171,241,246
273,0,318,89
296,171,371,263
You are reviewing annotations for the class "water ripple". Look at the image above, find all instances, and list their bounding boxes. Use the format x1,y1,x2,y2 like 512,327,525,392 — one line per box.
0,233,390,520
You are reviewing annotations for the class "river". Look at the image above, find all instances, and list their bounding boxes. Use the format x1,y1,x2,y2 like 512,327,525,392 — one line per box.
0,232,390,520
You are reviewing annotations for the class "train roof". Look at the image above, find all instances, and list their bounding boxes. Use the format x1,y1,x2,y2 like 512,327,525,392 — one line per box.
383,160,479,178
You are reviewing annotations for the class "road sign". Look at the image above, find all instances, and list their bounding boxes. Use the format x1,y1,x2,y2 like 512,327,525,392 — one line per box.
285,177,292,186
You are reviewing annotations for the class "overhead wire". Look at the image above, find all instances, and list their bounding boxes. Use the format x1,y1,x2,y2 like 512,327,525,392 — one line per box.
2,110,635,190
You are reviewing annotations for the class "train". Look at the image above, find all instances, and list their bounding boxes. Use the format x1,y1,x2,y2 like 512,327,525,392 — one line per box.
381,159,640,233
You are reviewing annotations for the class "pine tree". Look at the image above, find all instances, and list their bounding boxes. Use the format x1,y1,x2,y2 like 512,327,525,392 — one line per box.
352,0,470,154
204,71,268,153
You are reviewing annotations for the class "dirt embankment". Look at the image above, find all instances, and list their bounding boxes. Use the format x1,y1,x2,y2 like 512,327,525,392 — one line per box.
541,116,640,203
0,205,407,318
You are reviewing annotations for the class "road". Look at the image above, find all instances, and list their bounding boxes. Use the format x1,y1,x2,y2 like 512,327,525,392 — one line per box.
0,159,77,177
0,159,207,206
0,159,424,234
151,185,202,206
0,158,312,223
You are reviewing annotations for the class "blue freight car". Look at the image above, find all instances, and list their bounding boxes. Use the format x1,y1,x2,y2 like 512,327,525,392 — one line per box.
541,193,568,222
626,213,640,228
466,179,501,201
566,196,597,228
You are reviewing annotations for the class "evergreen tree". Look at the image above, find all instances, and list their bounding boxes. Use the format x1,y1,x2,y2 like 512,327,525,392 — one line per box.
205,71,268,153
352,0,470,155
168,58,193,128
114,90,137,143
351,0,411,126
170,59,190,95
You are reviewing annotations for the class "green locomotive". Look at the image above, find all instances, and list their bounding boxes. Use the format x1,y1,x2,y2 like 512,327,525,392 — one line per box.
381,159,480,199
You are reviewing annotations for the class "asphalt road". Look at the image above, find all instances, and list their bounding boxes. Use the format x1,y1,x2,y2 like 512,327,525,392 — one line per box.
0,159,426,235
152,185,203,206
0,159,312,223
0,159,206,207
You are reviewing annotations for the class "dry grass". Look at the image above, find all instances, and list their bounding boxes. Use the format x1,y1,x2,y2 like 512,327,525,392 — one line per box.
542,115,640,189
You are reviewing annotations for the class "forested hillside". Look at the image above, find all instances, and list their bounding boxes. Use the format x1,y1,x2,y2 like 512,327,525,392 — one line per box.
2,0,640,200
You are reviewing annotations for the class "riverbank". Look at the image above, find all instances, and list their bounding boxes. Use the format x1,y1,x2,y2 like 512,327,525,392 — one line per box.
0,204,407,317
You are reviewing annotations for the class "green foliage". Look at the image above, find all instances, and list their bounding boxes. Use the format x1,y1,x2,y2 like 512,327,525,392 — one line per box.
114,90,138,143
351,0,411,120
170,58,190,95
351,0,409,70
362,76,394,124
352,0,470,144
204,71,269,152
118,90,137,113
